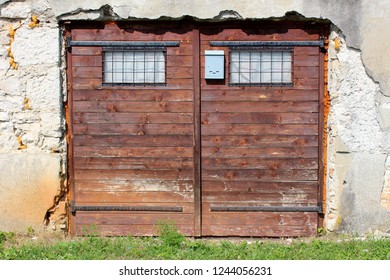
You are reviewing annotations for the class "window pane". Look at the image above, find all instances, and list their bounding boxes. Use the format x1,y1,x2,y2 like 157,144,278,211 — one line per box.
104,49,166,85
230,49,292,85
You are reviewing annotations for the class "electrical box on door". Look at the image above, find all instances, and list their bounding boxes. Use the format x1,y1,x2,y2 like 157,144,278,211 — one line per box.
205,50,224,79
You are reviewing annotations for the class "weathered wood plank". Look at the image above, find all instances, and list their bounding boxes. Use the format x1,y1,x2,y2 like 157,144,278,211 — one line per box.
75,224,194,236
74,169,193,180
74,157,194,170
200,28,320,41
73,101,193,113
74,112,193,124
73,123,193,135
202,146,318,158
73,146,193,158
201,222,317,237
76,191,194,203
201,181,318,193
201,123,318,135
202,158,318,170
201,89,319,102
201,101,319,113
75,179,194,192
294,55,320,67
202,212,318,226
201,169,318,181
73,135,193,147
202,135,319,147
76,213,194,225
72,26,194,41
201,112,318,125
202,192,318,203
73,89,193,102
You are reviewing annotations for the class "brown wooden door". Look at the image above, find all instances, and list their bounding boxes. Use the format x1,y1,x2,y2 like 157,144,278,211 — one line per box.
68,23,197,236
199,23,323,237
68,21,324,237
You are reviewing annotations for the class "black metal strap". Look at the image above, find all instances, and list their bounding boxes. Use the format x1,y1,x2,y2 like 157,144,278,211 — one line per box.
70,201,183,214
66,36,180,49
210,40,324,48
210,205,322,213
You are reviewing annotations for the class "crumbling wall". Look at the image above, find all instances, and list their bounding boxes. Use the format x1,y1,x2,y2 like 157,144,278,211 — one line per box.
326,29,390,233
0,1,67,232
1,0,389,235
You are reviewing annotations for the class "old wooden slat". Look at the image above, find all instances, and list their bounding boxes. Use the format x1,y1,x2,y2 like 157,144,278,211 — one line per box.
200,28,320,41
295,66,320,77
73,135,193,147
201,101,319,113
294,46,320,56
73,77,194,87
76,191,194,203
74,157,194,170
294,55,320,67
73,101,193,113
201,181,318,193
202,212,317,226
202,158,318,170
73,89,194,102
201,169,318,182
76,212,194,225
73,123,193,135
72,26,194,41
201,89,319,102
202,146,318,158
201,135,319,147
202,191,318,203
73,112,193,124
72,55,102,67
74,168,193,180
201,123,318,135
75,179,194,192
73,146,193,158
201,225,317,237
75,224,195,236
71,46,102,56
201,112,318,124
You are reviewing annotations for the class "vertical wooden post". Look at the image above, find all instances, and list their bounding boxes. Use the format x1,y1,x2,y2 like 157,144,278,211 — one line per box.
318,25,329,230
192,28,202,236
64,22,76,235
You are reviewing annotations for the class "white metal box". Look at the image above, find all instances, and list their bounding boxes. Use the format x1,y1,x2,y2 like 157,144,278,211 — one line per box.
205,50,224,79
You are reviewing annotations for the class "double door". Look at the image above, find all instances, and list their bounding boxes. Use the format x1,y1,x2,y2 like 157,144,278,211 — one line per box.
68,21,324,236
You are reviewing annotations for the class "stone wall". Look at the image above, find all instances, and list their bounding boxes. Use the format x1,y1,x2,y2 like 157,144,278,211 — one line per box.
0,0,389,235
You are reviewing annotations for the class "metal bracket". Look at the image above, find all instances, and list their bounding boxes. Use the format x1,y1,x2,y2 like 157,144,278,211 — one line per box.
70,201,183,214
66,36,180,49
210,40,325,48
210,205,323,213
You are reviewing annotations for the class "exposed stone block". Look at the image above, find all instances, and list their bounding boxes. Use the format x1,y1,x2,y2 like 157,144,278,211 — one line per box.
12,27,59,67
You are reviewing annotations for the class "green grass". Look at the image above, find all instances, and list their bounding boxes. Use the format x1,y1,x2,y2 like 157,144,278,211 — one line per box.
1,225,390,260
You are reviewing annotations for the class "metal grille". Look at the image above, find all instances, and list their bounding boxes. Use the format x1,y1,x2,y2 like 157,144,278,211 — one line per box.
103,47,166,86
229,47,293,86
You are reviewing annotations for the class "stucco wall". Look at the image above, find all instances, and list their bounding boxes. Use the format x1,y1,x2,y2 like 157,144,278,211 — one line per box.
0,0,389,234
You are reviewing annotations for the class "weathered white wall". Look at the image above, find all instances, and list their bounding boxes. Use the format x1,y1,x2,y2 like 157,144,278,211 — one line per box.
0,0,389,234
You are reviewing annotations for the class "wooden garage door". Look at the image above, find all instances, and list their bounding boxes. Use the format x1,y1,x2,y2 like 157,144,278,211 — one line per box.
67,22,196,236
199,23,324,237
67,21,325,237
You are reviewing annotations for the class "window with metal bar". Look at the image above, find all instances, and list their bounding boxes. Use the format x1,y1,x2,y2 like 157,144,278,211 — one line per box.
229,47,293,86
103,47,166,86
